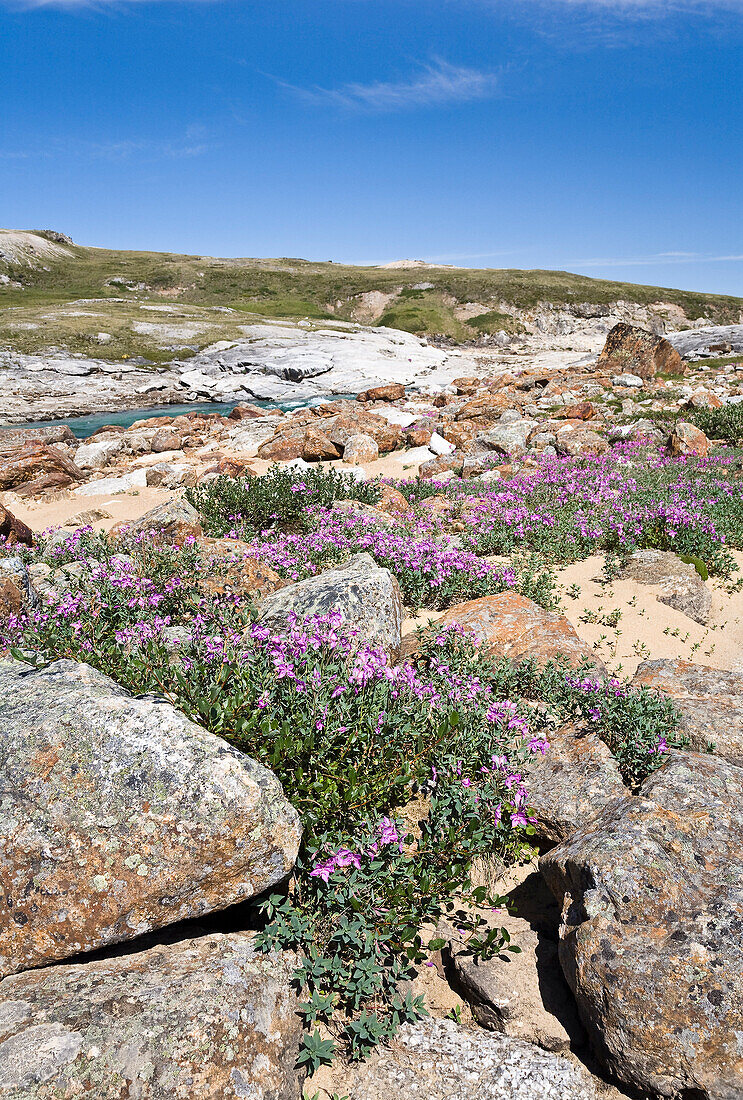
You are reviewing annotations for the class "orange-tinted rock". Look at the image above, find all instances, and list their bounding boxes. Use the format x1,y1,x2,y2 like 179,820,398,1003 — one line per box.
0,443,83,492
667,421,710,457
597,322,682,380
301,426,342,461
216,457,256,478
0,502,33,547
686,390,723,410
199,540,286,601
0,425,75,450
151,427,189,453
441,420,478,450
0,577,25,619
428,592,602,669
228,404,267,420
554,425,609,457
376,485,411,517
12,472,75,498
562,402,596,421
456,394,511,421
451,376,481,395
326,414,402,454
406,426,433,447
418,455,463,480
257,430,305,461
357,383,406,402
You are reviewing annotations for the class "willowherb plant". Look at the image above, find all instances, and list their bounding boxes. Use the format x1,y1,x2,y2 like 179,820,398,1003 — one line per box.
186,464,381,537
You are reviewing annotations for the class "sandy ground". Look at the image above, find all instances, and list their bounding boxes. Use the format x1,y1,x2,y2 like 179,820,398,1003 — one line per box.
10,485,743,679
10,486,173,534
558,552,743,677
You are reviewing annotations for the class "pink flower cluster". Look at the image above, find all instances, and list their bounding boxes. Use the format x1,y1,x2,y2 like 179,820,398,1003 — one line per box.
310,816,403,883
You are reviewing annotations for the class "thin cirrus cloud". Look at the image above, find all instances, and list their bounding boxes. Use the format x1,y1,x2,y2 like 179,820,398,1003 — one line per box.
574,252,743,266
0,133,209,161
276,60,501,113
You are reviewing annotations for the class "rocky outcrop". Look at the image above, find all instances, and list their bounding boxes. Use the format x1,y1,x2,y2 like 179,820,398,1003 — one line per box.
258,553,403,656
0,933,302,1100
615,549,711,624
597,323,682,380
336,1017,601,1100
632,658,743,766
523,726,627,843
410,592,603,671
358,383,406,402
666,323,743,360
0,658,301,978
541,751,743,1099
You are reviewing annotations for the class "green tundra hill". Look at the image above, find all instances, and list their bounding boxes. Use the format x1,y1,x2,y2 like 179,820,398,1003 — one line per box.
1,229,741,364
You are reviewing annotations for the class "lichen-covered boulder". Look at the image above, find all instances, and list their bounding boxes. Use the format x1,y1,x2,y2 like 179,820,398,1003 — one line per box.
335,1017,600,1100
667,421,711,458
523,726,627,842
597,322,682,380
0,659,301,978
541,751,743,1099
0,933,302,1099
258,553,403,656
343,432,379,465
110,497,203,544
632,658,743,767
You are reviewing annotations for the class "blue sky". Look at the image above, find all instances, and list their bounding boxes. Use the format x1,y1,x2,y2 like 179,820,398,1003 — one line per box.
1,0,742,295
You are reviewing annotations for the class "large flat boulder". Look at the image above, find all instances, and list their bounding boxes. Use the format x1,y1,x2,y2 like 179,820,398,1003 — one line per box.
632,658,743,766
258,553,403,655
541,751,743,1099
337,1017,600,1100
0,932,302,1099
0,659,301,978
611,550,711,624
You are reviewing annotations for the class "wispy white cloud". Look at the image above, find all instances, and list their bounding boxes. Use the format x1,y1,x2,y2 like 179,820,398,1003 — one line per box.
574,251,743,266
277,59,501,113
6,0,218,7
0,130,209,161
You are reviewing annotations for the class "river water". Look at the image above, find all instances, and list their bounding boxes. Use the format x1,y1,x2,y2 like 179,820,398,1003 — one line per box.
1,395,353,440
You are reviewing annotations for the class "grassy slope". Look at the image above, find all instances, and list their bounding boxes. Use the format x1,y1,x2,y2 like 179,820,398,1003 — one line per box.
1,235,742,362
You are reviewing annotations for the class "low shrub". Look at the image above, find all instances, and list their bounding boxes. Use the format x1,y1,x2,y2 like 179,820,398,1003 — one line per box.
186,464,381,537
690,403,743,446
